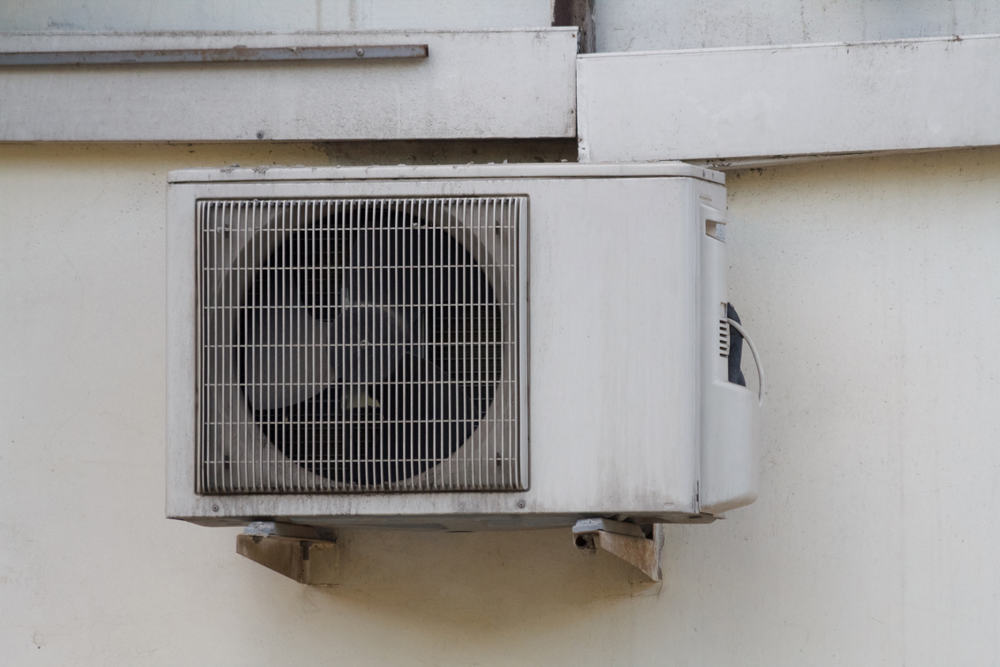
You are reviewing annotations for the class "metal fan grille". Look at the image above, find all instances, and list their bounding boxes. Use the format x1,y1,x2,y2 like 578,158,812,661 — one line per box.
195,197,525,494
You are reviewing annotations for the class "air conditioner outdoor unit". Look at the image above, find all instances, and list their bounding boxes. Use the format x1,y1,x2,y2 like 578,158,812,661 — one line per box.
166,162,760,531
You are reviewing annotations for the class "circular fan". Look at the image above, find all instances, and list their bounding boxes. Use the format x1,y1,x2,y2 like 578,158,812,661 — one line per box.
234,203,501,487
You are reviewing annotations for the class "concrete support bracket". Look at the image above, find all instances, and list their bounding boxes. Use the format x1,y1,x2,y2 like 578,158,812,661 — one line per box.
235,522,340,585
572,518,663,582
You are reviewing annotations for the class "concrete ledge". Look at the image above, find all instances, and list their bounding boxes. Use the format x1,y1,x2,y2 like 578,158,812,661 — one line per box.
578,34,1000,162
0,29,577,141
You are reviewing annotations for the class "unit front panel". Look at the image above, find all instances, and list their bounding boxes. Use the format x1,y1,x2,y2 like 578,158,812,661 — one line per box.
166,174,710,523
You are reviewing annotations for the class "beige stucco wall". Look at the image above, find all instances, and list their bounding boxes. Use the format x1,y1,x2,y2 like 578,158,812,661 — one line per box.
3,143,999,664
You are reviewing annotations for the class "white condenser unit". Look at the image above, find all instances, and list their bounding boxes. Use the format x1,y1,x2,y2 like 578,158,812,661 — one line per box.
166,162,761,531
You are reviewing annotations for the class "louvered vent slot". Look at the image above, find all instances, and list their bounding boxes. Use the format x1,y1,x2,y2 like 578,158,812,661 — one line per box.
195,197,525,494
719,318,731,357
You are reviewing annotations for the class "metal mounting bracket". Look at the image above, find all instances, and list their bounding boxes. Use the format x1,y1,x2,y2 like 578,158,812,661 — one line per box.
236,519,663,585
236,521,340,585
572,518,663,582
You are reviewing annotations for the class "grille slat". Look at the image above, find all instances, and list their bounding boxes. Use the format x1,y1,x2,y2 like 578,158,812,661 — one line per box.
195,196,524,494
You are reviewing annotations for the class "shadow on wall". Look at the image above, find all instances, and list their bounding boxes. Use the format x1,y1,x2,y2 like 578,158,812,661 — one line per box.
237,527,659,630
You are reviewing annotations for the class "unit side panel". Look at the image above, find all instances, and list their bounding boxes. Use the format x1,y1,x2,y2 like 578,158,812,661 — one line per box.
696,179,760,513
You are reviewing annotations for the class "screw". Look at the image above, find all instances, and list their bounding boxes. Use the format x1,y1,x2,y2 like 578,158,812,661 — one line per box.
211,504,220,512
256,130,264,139
516,499,526,509
356,48,365,57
